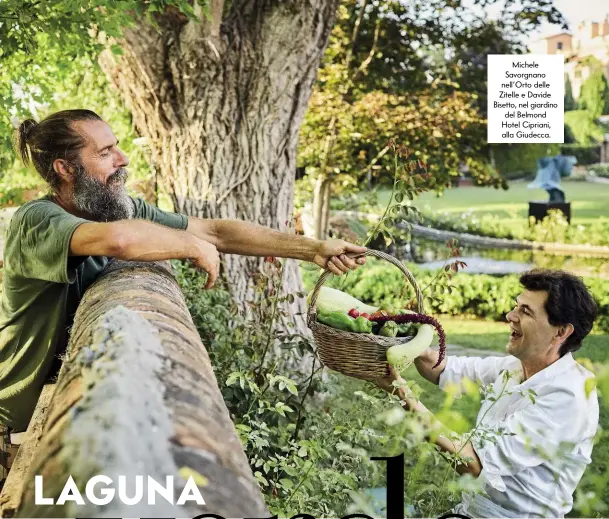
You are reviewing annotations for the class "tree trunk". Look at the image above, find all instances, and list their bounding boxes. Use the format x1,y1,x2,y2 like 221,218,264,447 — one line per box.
98,1,339,314
312,174,332,240
13,260,268,518
320,177,332,239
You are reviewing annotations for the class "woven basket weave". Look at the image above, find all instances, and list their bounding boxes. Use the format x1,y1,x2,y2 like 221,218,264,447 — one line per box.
307,249,425,381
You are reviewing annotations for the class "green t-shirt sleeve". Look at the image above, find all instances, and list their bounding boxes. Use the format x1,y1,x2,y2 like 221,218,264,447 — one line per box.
131,197,189,230
8,202,90,284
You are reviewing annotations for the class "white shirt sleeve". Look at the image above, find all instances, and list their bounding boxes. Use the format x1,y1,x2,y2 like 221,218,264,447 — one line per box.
471,386,587,492
438,355,516,395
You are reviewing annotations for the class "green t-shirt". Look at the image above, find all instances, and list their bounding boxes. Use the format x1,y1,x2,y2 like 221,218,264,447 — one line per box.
0,196,188,430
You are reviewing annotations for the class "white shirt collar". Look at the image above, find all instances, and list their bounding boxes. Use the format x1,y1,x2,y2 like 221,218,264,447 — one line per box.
514,352,576,388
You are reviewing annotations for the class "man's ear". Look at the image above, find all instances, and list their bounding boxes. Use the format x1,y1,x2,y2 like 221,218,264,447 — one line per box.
555,323,575,346
52,159,75,183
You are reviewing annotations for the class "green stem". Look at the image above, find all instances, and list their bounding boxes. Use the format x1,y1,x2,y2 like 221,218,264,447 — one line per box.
364,153,400,247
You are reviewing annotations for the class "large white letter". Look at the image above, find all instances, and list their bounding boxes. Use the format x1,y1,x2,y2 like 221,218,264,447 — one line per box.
34,475,54,505
56,475,85,505
85,475,115,506
147,475,174,505
176,477,206,505
118,475,143,505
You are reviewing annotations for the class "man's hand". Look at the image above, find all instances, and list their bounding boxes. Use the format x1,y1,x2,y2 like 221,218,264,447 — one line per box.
313,239,367,275
190,237,221,289
375,366,408,395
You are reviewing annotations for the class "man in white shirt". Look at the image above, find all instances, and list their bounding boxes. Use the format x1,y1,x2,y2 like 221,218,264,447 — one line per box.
377,269,599,518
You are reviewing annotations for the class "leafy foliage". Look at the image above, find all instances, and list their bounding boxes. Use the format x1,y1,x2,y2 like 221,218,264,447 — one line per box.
565,74,577,111
297,0,566,221
579,68,609,119
0,0,207,177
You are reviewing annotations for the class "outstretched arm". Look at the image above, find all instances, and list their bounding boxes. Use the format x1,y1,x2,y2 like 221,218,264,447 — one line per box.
376,368,482,477
186,217,367,275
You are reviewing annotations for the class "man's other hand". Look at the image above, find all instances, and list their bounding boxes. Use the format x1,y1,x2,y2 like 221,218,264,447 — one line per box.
314,239,367,275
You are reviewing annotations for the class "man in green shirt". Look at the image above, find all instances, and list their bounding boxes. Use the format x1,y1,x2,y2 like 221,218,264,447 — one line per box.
0,109,366,436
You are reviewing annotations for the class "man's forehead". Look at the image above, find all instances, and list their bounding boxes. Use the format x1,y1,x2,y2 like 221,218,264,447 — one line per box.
518,290,547,309
73,120,116,149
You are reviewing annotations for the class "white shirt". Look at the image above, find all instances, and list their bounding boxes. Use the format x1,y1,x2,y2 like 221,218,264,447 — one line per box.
439,353,599,518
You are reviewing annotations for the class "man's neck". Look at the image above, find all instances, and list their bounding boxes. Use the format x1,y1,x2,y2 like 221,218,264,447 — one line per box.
50,191,89,220
520,353,561,382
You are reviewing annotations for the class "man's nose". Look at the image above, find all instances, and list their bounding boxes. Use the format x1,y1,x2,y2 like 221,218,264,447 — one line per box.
116,149,129,168
506,309,517,322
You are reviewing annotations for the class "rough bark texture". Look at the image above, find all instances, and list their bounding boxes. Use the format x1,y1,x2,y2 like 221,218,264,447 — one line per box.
0,386,55,518
13,260,268,518
98,1,340,313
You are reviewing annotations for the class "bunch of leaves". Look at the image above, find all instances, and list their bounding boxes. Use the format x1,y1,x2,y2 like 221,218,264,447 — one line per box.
174,257,384,515
0,54,159,208
0,0,208,179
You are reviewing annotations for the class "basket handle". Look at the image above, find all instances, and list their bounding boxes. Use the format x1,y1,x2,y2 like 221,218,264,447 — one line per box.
307,249,425,324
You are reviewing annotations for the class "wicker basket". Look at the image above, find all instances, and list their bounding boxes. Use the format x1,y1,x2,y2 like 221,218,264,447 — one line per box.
307,249,425,381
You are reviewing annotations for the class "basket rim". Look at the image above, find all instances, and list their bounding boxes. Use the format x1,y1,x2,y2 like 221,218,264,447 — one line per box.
306,249,425,326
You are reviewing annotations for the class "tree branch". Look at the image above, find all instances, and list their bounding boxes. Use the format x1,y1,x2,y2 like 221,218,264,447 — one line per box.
353,16,380,80
344,0,368,71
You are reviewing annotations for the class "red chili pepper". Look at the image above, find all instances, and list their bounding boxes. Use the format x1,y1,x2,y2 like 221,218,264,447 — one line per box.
348,308,360,318
360,312,371,319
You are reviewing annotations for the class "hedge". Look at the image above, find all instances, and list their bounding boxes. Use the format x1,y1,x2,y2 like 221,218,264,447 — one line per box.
561,144,601,166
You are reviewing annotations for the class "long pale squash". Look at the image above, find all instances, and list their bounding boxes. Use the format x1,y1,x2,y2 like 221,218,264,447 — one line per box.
309,287,377,315
386,324,435,374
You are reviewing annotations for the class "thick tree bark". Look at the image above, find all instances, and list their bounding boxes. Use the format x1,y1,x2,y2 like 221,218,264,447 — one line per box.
98,1,339,315
13,260,268,518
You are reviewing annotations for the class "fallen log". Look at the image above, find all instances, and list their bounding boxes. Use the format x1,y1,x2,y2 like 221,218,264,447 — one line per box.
2,260,268,518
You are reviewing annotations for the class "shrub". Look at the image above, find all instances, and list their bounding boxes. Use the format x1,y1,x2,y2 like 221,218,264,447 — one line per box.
589,164,609,179
493,143,560,179
174,259,481,517
413,208,609,247
564,110,605,144
561,143,601,165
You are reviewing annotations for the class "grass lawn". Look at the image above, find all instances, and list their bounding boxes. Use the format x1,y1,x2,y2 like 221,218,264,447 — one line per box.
371,179,609,228
402,316,609,517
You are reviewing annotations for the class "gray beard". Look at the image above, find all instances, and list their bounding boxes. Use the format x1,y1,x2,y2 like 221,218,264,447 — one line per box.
72,165,134,222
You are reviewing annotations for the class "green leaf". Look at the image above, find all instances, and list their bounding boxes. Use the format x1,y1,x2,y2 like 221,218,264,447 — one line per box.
279,478,294,489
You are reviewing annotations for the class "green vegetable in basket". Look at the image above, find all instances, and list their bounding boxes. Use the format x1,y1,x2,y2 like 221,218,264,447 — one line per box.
310,287,377,315
379,321,399,337
354,316,373,333
397,323,417,337
316,310,372,333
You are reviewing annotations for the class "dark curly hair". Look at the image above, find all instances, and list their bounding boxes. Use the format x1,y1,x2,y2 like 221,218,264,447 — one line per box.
520,269,598,357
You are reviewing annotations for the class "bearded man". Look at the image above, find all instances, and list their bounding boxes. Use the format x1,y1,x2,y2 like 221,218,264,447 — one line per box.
0,109,366,438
